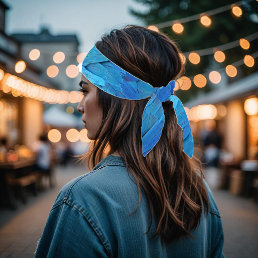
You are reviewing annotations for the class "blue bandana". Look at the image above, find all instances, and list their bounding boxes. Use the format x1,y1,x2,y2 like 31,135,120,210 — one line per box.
78,46,194,158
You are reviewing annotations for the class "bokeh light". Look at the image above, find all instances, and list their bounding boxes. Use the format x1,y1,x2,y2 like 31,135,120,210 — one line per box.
193,74,207,88
66,65,79,78
46,65,59,78
147,25,159,32
225,65,237,77
15,61,26,73
177,76,191,90
244,98,258,115
66,106,74,114
53,51,65,64
214,51,225,63
209,71,221,84
244,55,254,67
239,38,250,50
200,15,212,27
66,128,80,142
232,5,242,17
48,129,61,143
172,23,184,34
79,129,91,143
188,52,200,65
77,52,87,63
29,49,40,61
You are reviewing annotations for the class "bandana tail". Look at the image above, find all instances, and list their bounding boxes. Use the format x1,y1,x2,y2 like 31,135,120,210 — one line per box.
170,95,194,159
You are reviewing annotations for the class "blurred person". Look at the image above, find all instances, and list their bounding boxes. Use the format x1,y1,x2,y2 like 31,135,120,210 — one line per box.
35,25,224,257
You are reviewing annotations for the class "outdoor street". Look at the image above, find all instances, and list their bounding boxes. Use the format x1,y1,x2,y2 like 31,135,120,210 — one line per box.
0,165,257,258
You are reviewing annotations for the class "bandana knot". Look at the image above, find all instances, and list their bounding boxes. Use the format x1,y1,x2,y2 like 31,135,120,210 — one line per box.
153,80,175,102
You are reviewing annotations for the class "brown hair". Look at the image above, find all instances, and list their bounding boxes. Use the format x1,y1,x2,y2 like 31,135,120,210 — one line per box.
83,25,209,243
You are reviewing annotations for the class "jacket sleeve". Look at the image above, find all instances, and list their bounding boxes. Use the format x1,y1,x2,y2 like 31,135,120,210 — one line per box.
35,202,109,258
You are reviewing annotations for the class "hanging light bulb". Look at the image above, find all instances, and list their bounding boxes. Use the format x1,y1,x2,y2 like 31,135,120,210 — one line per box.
244,55,255,67
200,15,212,27
209,71,221,84
193,74,207,88
172,23,184,34
15,61,26,73
46,65,59,78
147,25,159,32
214,50,225,63
232,5,242,17
239,38,250,50
53,51,65,64
188,52,200,65
225,65,237,77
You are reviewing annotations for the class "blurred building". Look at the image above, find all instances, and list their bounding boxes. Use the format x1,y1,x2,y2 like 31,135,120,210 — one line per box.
11,26,80,91
186,72,258,161
0,0,57,148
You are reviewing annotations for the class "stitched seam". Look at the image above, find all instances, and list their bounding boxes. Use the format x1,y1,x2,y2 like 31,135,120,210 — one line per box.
64,200,112,257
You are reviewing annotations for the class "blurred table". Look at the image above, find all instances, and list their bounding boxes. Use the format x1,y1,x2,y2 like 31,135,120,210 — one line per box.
0,158,36,209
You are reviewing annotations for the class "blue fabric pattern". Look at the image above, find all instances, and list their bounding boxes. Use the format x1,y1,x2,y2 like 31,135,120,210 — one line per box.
79,46,194,158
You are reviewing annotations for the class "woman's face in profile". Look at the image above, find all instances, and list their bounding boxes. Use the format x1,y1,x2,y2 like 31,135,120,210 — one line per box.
77,75,103,140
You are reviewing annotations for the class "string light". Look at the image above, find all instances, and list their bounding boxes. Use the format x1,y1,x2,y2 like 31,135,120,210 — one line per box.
189,105,217,121
79,129,91,143
77,52,87,63
209,71,221,84
231,5,242,17
66,65,79,78
188,52,200,64
244,55,255,67
53,51,65,64
147,25,159,32
48,129,61,143
15,61,26,73
239,38,250,50
177,76,191,90
66,128,80,142
193,74,207,88
47,65,59,78
200,15,212,27
225,65,237,77
244,97,258,115
29,49,40,61
214,50,225,63
172,22,184,34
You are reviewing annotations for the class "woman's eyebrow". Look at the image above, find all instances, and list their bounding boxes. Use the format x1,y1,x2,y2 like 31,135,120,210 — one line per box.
79,80,88,87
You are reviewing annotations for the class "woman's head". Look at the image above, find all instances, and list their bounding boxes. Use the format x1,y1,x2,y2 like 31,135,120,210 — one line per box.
78,25,208,243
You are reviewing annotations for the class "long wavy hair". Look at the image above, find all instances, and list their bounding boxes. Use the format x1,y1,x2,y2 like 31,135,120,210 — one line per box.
82,25,209,244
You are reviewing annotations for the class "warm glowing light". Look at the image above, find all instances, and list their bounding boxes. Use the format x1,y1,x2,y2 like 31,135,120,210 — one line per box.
217,104,227,118
244,55,254,67
239,38,250,50
66,106,74,114
200,15,212,27
47,65,59,78
48,129,61,143
66,128,80,142
232,5,242,17
147,25,159,32
0,69,4,80
176,76,191,90
69,91,83,103
77,52,87,63
15,61,26,73
172,23,184,34
225,65,237,77
66,65,79,78
179,53,186,64
193,74,207,88
188,52,200,65
29,49,40,60
53,51,65,64
209,71,221,84
79,129,91,143
214,50,225,63
244,98,258,115
189,105,217,121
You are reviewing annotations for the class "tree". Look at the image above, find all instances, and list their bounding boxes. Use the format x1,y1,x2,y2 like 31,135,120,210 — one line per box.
130,0,258,102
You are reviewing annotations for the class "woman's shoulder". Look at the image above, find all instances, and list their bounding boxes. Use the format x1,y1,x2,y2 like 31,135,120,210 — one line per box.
52,155,137,209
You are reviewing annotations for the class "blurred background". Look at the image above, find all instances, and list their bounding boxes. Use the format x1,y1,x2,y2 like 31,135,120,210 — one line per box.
0,0,257,257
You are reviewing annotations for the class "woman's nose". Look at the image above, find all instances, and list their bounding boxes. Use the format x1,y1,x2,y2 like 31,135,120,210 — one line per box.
77,102,84,114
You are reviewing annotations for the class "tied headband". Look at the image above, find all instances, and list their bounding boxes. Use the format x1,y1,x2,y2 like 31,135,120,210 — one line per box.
78,46,194,158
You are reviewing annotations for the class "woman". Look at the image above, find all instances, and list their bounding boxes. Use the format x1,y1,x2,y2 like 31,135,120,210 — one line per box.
35,25,224,257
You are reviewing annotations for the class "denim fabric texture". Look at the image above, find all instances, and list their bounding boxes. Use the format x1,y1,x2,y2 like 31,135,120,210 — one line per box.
35,155,225,258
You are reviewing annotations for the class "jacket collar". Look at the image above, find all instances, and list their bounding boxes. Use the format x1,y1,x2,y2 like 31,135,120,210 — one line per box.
93,155,126,170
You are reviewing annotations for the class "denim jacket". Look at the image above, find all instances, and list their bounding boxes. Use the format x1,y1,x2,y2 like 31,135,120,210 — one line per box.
35,155,225,258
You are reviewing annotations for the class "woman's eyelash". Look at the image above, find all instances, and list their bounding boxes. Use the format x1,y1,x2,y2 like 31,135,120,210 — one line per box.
79,88,88,95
